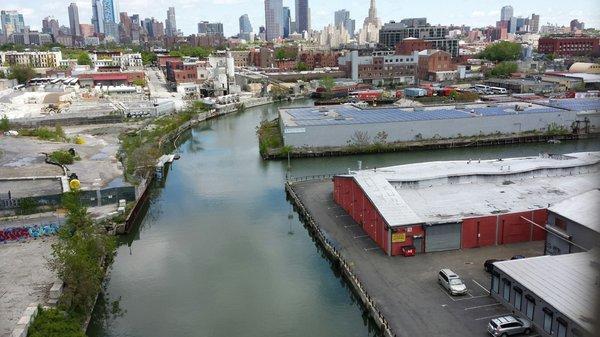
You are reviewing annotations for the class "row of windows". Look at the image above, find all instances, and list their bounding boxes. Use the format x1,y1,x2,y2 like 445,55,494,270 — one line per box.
492,275,569,337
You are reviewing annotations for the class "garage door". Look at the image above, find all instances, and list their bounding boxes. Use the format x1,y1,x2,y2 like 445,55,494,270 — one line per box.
425,223,461,252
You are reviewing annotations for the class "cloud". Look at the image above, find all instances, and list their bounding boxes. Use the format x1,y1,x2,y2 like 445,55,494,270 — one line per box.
471,10,485,18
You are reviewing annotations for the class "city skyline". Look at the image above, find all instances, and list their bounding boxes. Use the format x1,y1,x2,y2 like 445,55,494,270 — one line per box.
2,0,599,38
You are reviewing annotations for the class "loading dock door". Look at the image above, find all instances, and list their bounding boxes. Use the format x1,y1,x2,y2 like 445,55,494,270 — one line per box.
425,223,461,252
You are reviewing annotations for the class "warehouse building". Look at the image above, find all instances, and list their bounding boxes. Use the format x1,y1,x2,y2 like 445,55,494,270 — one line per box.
544,189,600,255
279,98,600,148
333,152,600,256
491,252,599,337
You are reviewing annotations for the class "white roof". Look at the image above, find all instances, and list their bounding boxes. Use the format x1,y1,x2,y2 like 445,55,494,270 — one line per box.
341,152,600,227
549,189,600,234
494,252,599,333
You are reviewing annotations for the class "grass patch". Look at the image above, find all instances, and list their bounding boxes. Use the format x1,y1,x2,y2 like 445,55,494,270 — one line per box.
256,118,285,157
19,125,68,142
49,150,75,165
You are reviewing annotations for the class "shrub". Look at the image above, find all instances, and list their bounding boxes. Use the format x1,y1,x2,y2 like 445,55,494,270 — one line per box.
0,115,9,132
49,150,75,165
27,307,85,337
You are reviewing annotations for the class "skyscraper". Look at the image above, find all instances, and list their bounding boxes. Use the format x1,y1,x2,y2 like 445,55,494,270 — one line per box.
198,21,224,37
42,17,60,37
68,3,81,36
500,5,513,22
91,0,104,34
165,7,177,37
363,0,381,28
335,9,355,37
282,7,291,38
264,0,283,40
1,10,26,36
239,14,252,35
530,14,540,33
295,0,309,33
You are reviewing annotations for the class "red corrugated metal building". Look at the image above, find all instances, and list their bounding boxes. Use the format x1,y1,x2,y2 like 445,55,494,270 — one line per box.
334,175,548,256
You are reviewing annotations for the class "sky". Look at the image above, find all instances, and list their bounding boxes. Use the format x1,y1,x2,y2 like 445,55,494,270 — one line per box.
4,0,600,37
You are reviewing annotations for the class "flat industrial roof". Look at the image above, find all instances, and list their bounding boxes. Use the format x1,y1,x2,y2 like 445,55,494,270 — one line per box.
339,152,600,227
494,252,599,333
548,189,600,234
280,101,570,127
535,97,600,112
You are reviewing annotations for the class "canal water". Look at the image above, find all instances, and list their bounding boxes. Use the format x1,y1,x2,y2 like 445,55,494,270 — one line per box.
88,100,599,337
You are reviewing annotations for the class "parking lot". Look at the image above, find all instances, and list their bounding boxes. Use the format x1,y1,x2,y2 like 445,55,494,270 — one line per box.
292,180,544,337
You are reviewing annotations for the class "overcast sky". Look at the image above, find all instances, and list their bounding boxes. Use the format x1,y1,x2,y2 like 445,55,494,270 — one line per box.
5,0,599,36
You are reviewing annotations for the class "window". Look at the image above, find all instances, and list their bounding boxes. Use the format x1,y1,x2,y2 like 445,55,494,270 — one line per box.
502,279,511,301
557,318,567,337
525,295,535,320
514,287,522,311
543,308,553,333
491,273,500,293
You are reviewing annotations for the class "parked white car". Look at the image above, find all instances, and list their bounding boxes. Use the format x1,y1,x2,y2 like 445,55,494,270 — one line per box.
438,269,468,295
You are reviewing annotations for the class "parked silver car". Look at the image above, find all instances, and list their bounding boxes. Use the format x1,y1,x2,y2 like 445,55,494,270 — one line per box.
487,315,532,336
437,269,467,295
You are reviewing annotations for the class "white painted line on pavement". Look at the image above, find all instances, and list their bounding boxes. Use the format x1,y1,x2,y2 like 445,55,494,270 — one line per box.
453,294,488,301
475,313,510,321
354,235,369,239
464,303,502,311
344,224,358,228
363,247,379,251
472,279,491,294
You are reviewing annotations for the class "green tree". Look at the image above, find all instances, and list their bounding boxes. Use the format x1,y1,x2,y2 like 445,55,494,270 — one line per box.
49,191,116,317
295,62,309,71
0,115,9,132
7,64,36,84
0,69,5,78
479,41,522,62
132,78,146,87
140,51,157,65
76,52,92,66
275,49,287,60
319,76,335,92
488,61,518,78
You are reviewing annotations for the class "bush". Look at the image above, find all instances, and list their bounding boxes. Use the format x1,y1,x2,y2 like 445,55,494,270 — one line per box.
488,62,518,78
0,115,9,132
7,64,36,84
132,78,146,87
19,125,67,141
49,150,75,164
76,52,92,66
27,307,85,337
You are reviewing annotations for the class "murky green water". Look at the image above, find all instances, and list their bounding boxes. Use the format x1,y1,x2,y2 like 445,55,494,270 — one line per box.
88,100,599,337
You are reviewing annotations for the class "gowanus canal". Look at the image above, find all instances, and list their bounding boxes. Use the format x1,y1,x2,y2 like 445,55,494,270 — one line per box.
87,99,600,337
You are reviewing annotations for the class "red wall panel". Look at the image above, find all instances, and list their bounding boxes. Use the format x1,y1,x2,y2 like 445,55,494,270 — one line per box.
462,216,497,248
498,212,533,244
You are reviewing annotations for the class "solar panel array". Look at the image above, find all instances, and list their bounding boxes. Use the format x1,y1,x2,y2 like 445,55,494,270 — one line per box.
538,98,600,111
283,102,572,127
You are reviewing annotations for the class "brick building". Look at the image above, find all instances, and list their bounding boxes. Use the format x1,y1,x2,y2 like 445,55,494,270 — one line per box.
395,37,432,54
538,35,600,57
298,51,341,69
165,60,198,84
338,50,417,85
417,49,456,81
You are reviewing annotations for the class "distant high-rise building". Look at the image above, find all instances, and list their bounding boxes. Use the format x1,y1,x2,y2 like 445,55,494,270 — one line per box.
500,5,513,22
198,21,224,37
1,10,26,36
530,14,540,33
295,0,309,33
42,17,60,37
570,19,585,32
165,7,177,37
91,0,104,34
264,0,283,40
363,0,381,28
92,0,117,39
282,7,291,38
68,3,81,36
239,14,253,35
79,23,94,37
335,9,355,37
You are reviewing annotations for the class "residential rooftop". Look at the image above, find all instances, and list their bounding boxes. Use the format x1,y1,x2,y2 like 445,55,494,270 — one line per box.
494,251,600,334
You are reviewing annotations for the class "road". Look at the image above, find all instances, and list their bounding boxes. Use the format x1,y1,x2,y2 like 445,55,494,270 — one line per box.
145,67,186,110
